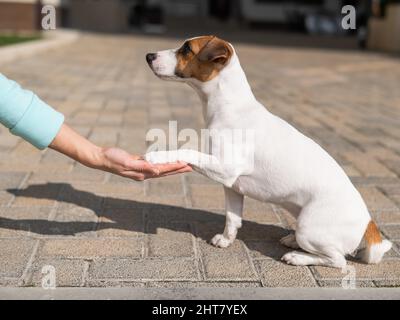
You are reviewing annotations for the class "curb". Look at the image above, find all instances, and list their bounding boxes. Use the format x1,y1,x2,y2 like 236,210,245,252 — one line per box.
1,287,400,300
0,29,79,65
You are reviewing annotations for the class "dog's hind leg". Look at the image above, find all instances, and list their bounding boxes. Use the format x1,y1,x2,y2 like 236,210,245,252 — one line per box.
211,187,244,248
282,228,347,268
280,234,300,249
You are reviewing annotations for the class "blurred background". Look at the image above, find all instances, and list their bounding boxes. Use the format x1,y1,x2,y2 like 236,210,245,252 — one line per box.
0,0,399,52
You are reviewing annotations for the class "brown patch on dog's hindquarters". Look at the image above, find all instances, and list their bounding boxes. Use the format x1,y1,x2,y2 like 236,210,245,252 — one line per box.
175,35,233,82
364,220,382,246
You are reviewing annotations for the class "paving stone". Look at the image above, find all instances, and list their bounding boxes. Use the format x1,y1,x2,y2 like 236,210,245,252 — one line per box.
245,240,291,260
10,183,63,207
190,185,225,210
200,240,257,280
146,281,262,288
145,206,220,223
0,206,51,237
44,206,99,237
147,222,194,258
255,260,317,287
243,198,281,224
39,238,143,258
239,222,290,241
0,191,14,206
97,207,144,237
0,239,36,278
147,175,184,196
343,151,396,177
374,211,400,224
0,172,26,190
28,258,86,287
89,258,199,280
381,225,400,240
85,280,146,287
312,260,400,281
358,187,399,213
103,194,186,208
316,280,376,288
185,172,219,185
28,171,105,184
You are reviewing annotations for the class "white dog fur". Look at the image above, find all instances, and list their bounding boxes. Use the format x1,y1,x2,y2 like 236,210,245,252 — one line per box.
145,36,392,268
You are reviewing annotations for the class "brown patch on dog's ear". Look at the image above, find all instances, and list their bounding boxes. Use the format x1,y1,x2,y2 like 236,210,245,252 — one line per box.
364,220,382,247
197,36,232,65
175,35,233,82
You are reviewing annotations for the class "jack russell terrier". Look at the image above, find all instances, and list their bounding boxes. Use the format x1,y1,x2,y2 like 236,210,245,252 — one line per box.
144,35,392,268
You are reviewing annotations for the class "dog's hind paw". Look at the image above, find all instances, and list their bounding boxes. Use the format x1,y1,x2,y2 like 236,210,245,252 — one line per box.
211,234,233,248
281,251,310,266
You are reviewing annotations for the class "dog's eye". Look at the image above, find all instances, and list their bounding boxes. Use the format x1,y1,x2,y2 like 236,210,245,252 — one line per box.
180,42,192,55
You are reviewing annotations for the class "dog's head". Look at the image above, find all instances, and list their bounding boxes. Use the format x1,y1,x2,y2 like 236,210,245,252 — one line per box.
146,35,234,82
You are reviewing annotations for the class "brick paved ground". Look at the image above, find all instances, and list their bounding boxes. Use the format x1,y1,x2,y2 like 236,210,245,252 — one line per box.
1,33,400,288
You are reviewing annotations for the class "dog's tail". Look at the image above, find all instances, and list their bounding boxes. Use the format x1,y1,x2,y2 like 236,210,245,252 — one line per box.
360,220,392,264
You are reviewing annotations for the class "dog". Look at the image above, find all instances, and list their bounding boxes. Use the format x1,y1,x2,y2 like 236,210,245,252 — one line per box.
144,35,392,268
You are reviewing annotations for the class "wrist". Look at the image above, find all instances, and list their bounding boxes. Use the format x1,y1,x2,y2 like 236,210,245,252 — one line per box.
85,145,107,170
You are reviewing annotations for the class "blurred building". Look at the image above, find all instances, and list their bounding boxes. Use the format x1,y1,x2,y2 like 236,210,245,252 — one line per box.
0,0,399,52
0,0,62,32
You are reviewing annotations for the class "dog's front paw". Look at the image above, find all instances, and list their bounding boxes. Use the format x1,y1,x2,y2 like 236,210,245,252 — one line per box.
144,151,171,164
210,234,233,248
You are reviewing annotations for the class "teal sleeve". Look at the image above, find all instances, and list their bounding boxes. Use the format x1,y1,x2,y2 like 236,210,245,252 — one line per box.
0,73,64,150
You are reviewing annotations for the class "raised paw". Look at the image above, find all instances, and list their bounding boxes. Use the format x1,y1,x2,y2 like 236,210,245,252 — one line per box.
280,234,300,249
144,151,177,164
210,234,233,248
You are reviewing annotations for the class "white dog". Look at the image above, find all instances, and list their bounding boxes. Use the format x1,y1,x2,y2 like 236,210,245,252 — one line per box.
145,35,392,268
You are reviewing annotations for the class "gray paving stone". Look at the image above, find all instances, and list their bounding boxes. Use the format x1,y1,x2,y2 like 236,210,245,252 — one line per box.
0,239,36,278
245,240,291,260
89,258,199,280
0,172,26,190
381,225,400,240
27,258,86,287
255,260,317,287
147,222,195,258
0,206,51,237
199,240,258,281
97,208,144,237
39,238,143,259
312,260,400,281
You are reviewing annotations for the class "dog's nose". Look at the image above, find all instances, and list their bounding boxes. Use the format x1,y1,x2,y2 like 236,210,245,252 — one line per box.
146,53,157,64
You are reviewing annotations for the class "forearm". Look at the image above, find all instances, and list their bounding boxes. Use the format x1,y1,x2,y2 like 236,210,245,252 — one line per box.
49,124,104,169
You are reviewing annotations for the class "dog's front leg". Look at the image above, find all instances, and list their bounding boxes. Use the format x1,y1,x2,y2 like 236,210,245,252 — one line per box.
211,186,243,248
145,149,239,187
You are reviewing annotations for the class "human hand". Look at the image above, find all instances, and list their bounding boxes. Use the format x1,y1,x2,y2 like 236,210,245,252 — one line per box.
100,147,192,181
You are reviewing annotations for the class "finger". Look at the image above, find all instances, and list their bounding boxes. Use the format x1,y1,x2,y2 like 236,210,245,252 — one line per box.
156,166,193,177
153,162,190,174
127,160,160,175
120,171,147,181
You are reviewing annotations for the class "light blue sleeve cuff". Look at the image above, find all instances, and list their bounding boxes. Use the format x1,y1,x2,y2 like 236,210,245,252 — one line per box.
0,73,64,150
10,94,64,150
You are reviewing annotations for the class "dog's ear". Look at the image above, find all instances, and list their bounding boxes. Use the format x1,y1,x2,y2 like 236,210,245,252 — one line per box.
197,37,231,65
